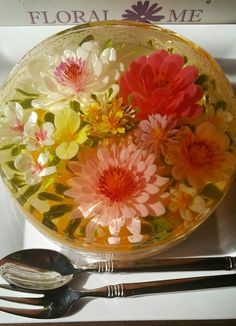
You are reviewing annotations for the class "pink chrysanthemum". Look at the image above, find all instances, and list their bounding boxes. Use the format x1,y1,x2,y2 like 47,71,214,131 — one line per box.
119,49,203,120
134,114,179,157
65,142,169,244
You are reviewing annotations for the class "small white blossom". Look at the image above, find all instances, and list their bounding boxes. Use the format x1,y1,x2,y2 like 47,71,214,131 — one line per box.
14,152,56,185
24,119,55,151
0,102,36,142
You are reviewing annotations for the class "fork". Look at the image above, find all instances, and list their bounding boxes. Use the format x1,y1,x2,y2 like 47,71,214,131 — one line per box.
0,273,236,319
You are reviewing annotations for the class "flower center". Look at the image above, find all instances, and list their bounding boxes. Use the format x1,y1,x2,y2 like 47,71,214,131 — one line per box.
151,128,165,144
35,129,47,143
31,162,43,176
98,166,137,202
11,119,24,134
54,58,86,92
183,140,214,167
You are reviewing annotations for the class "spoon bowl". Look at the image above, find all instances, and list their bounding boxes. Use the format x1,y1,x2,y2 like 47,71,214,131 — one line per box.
0,248,235,290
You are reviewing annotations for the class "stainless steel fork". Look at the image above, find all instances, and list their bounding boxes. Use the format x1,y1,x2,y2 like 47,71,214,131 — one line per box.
0,273,236,319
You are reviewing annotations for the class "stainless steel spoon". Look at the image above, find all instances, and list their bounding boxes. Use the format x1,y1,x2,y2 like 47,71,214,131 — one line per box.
0,249,235,291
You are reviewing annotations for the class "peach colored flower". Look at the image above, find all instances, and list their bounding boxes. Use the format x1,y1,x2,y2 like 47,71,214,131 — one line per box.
167,121,236,189
169,183,207,225
65,142,169,244
134,114,179,157
119,49,203,120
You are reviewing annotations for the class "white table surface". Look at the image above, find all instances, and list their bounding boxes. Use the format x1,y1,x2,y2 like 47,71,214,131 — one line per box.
0,24,236,324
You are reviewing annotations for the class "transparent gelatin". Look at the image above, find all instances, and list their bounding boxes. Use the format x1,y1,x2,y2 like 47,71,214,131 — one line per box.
0,21,236,259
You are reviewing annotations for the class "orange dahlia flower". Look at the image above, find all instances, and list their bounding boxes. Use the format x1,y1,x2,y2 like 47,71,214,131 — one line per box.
167,121,236,189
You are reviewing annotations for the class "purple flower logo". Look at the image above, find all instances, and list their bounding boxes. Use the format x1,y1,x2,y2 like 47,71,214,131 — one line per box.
122,1,165,23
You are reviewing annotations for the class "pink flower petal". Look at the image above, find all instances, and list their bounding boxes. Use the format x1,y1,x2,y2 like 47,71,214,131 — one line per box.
155,175,169,187
126,217,141,236
148,201,166,216
108,236,120,245
109,218,124,236
133,203,149,217
135,192,150,204
145,183,160,194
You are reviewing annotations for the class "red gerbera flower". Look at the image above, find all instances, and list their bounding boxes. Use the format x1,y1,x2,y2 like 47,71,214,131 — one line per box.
119,49,203,120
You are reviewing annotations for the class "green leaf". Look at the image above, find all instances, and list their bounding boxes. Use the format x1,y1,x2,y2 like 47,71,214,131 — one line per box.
147,39,155,49
44,112,55,123
49,155,60,166
152,218,172,233
54,183,70,195
43,204,73,220
215,100,227,109
108,87,113,98
127,95,133,106
91,93,99,103
44,177,55,190
42,218,57,231
0,143,15,151
196,74,208,85
69,100,82,113
202,183,222,200
17,183,42,206
29,205,36,214
103,39,113,49
167,47,173,54
10,175,26,189
11,146,23,157
15,88,38,98
6,161,18,171
38,192,63,202
64,218,81,238
10,98,34,109
79,34,94,46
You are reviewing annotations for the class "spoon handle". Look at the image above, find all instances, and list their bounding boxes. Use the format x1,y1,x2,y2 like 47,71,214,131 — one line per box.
84,273,236,298
84,256,236,273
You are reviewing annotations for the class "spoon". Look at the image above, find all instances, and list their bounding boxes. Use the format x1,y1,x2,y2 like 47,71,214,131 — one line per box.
0,249,235,290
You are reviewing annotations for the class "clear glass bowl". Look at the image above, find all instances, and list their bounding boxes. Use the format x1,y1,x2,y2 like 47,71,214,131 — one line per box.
0,21,236,260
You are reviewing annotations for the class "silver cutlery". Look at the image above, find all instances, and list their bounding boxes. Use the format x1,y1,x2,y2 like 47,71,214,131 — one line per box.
0,273,236,319
0,248,235,290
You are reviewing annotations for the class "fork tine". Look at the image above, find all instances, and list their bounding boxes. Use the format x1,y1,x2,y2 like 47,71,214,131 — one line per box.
0,306,47,319
0,283,39,294
0,295,44,305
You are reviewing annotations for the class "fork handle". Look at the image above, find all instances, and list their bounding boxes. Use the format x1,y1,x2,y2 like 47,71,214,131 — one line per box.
86,273,236,298
85,256,236,273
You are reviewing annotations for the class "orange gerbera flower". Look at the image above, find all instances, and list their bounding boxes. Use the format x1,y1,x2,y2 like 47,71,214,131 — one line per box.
167,121,236,189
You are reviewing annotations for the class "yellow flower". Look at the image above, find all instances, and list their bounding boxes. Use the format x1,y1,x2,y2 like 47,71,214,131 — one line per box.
82,97,135,137
169,183,207,224
101,110,125,135
54,108,89,159
84,103,102,125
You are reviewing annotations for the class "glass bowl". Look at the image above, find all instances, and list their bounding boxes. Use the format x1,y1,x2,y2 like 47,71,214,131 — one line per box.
0,21,236,260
